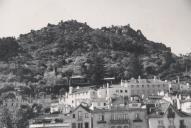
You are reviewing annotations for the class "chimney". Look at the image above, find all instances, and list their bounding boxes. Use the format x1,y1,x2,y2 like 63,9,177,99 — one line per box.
138,76,141,83
187,83,190,89
69,86,73,94
107,82,109,88
177,76,180,84
121,80,123,86
154,76,157,82
177,98,181,110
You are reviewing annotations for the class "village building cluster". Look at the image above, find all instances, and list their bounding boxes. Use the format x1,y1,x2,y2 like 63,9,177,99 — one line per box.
26,76,191,128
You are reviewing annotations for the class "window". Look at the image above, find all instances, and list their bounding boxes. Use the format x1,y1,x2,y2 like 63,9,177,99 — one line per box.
104,103,106,106
116,90,119,93
147,85,149,88
180,119,185,127
85,113,89,118
125,90,127,93
99,114,105,121
84,122,89,128
180,120,184,124
73,114,75,118
169,119,173,125
117,126,122,128
120,90,123,93
131,85,133,88
78,123,83,128
72,123,76,128
124,114,128,120
135,113,140,119
124,126,129,128
137,85,139,88
111,126,115,128
78,111,83,120
158,120,164,125
142,85,144,88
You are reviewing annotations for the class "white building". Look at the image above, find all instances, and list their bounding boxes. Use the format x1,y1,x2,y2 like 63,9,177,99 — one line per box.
59,77,169,109
97,77,169,99
59,86,97,107
148,103,191,128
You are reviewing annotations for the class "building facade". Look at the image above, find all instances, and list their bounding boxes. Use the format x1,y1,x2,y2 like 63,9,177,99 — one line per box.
97,77,169,99
59,86,97,108
70,104,92,128
148,104,191,128
92,107,148,128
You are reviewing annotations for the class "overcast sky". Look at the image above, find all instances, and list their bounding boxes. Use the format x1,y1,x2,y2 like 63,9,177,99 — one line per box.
0,0,191,55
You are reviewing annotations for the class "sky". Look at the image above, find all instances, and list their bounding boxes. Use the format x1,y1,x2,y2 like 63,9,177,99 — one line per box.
0,0,191,55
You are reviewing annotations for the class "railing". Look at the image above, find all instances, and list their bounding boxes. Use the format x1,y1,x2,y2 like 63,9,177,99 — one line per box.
97,120,107,124
157,126,165,128
179,125,186,128
133,118,143,123
168,125,176,128
110,119,129,124
167,113,175,118
78,118,83,121
29,123,70,128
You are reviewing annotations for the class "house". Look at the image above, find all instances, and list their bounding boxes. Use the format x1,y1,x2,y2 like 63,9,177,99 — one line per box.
97,76,169,99
92,106,148,128
120,76,169,98
180,99,191,114
90,98,109,110
60,86,97,107
70,103,92,128
29,113,71,128
148,103,191,128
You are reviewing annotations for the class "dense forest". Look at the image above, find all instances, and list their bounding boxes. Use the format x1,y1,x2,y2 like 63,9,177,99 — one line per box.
0,20,191,92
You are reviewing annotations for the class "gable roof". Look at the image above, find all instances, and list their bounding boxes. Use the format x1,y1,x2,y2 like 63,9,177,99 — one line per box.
71,104,92,113
148,103,191,118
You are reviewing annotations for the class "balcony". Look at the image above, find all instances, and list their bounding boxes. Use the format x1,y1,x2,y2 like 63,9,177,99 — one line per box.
168,125,176,128
97,120,107,124
167,113,175,118
158,126,165,128
179,125,186,128
133,118,143,123
110,119,129,124
77,118,83,121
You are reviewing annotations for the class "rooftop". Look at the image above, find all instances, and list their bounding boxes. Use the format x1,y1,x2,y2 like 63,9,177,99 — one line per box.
71,86,95,94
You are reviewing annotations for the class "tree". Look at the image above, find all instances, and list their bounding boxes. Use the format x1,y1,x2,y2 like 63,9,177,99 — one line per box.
0,37,20,61
62,69,73,87
0,107,13,128
32,103,43,115
85,53,106,86
125,55,143,79
59,88,66,95
15,105,33,128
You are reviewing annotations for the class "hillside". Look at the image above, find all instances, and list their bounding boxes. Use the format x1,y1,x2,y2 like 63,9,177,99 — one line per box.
0,20,190,92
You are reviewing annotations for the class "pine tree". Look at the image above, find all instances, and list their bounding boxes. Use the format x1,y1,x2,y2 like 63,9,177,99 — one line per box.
0,108,13,128
86,53,106,86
